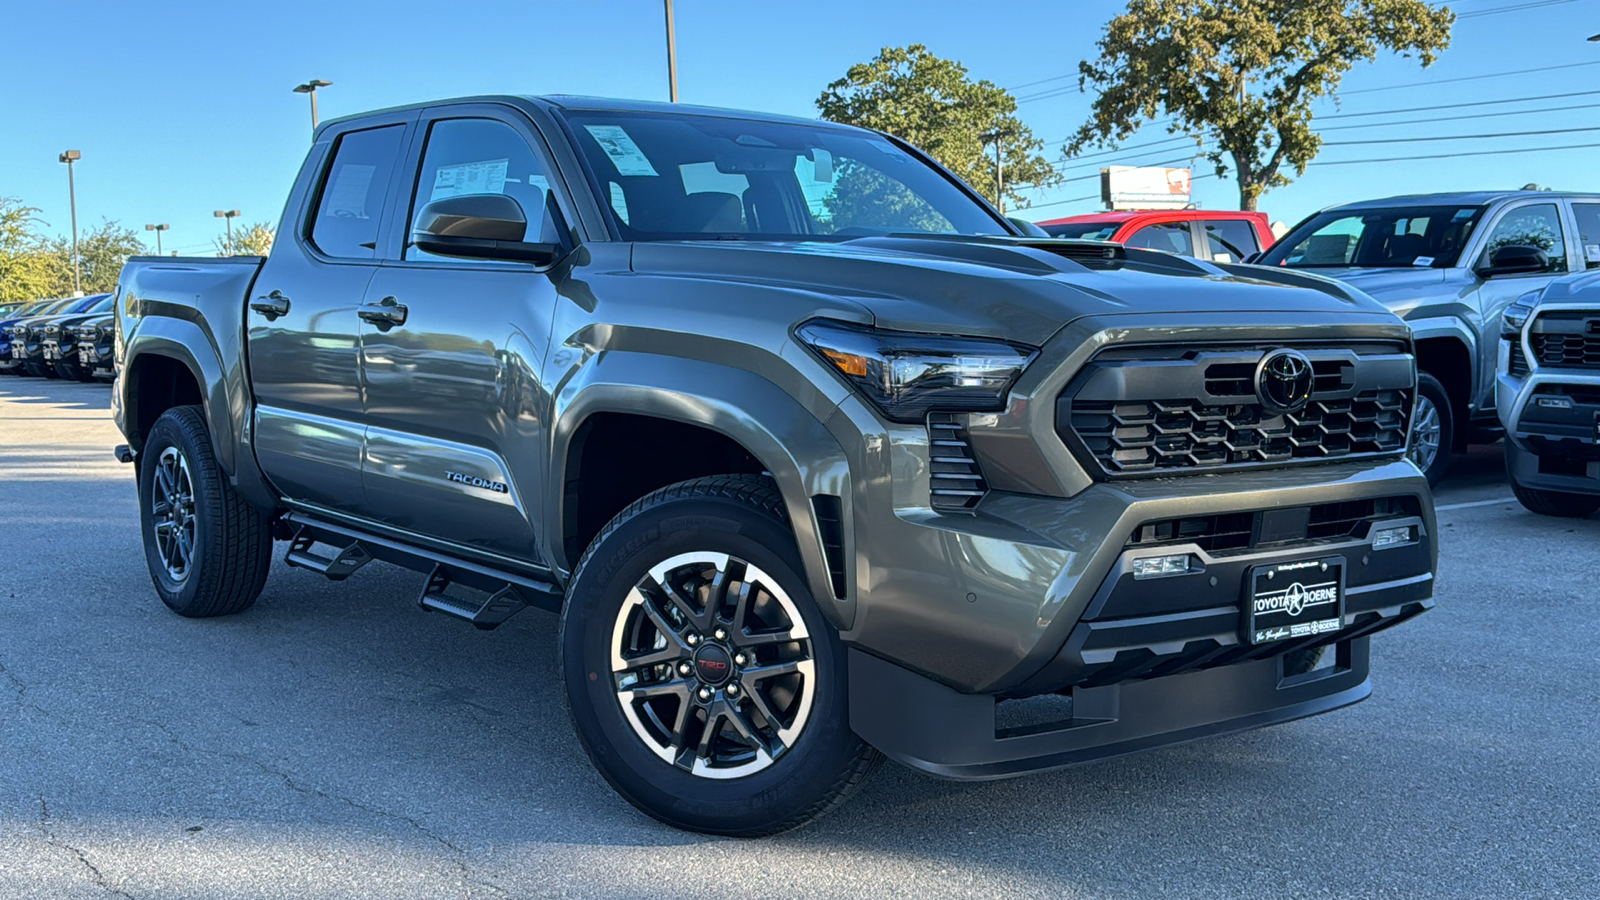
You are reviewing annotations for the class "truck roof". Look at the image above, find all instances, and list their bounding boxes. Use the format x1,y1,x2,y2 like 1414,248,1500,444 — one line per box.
1035,209,1266,226
317,94,864,137
1326,190,1600,211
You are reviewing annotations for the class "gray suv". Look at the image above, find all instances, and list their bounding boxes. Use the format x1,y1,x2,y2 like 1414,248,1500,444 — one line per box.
1258,191,1600,482
111,95,1437,835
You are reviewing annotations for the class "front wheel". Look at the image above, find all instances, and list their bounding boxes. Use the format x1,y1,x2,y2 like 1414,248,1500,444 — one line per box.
1408,372,1454,486
560,475,877,836
138,406,274,617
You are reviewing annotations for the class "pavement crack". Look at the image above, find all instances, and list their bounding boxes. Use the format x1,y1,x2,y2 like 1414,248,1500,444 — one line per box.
36,798,136,900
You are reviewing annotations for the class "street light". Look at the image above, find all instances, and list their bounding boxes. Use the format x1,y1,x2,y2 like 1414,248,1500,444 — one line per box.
663,1,678,102
58,150,81,296
144,223,170,256
214,209,241,247
292,79,332,133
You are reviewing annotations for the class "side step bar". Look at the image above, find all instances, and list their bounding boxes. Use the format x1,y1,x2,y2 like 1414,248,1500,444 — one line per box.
279,512,562,628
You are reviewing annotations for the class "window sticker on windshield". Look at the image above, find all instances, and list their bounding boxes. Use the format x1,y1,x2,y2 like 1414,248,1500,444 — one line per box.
1412,256,1435,267
324,164,375,218
810,148,834,182
1453,209,1475,220
430,159,509,201
584,125,659,177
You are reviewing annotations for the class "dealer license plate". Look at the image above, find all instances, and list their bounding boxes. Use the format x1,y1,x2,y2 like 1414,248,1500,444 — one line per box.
1245,558,1345,646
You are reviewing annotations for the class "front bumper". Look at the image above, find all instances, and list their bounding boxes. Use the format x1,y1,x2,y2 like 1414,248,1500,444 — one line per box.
1497,312,1600,495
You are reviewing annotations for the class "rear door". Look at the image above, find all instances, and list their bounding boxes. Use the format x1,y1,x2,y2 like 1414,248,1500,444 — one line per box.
357,105,573,564
246,112,415,512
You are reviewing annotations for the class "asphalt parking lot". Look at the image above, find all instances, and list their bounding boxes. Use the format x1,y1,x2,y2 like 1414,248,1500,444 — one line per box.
1,376,1596,899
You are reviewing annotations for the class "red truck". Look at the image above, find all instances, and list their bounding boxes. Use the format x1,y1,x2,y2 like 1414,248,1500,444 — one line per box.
1035,209,1274,264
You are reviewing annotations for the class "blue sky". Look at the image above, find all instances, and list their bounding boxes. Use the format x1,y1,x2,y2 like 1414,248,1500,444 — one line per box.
3,0,1597,255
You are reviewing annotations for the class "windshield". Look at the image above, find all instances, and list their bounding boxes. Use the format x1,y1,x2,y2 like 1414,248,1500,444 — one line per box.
557,110,1011,242
1261,205,1486,269
1039,221,1120,241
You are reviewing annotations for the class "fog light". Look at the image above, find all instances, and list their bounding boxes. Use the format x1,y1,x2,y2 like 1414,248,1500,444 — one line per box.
1371,524,1416,550
1133,554,1193,579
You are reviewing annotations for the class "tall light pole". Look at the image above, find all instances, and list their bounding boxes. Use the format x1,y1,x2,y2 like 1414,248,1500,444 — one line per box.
663,1,678,102
293,79,332,133
214,209,241,249
58,150,82,296
980,127,1018,215
144,223,170,256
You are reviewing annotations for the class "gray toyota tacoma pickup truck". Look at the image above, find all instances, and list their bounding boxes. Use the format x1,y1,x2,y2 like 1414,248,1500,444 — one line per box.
111,95,1436,835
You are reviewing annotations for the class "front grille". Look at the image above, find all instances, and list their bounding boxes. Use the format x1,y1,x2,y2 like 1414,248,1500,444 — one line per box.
1531,333,1600,368
1125,495,1422,554
927,413,988,511
1059,345,1415,476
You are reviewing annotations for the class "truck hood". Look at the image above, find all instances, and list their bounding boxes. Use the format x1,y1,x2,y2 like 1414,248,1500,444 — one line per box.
631,237,1392,346
1299,266,1473,301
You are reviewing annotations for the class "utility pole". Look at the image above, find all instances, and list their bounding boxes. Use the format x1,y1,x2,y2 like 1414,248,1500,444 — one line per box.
980,127,1017,215
144,223,170,256
214,209,241,250
293,79,332,133
58,150,82,296
664,1,678,102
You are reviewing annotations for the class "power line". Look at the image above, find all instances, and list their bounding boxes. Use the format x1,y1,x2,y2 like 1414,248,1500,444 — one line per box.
1456,0,1581,18
1320,100,1600,132
1319,88,1600,120
1314,140,1600,166
1342,59,1600,94
1324,124,1600,146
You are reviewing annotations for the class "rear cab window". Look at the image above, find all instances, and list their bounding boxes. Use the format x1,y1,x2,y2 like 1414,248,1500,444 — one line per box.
1573,203,1600,269
310,125,407,259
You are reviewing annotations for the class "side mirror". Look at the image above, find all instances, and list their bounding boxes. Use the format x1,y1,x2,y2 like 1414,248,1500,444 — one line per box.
1241,251,1262,264
412,194,560,264
1477,243,1549,278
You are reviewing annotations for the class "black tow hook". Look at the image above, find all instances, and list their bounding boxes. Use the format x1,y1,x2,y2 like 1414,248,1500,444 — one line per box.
114,444,136,464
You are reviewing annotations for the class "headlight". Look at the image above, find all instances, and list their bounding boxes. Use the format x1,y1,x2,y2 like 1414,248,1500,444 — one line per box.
12,325,26,336
797,320,1036,423
1503,292,1538,334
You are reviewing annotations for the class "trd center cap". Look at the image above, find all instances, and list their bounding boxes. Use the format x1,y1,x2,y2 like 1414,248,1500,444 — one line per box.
693,645,734,685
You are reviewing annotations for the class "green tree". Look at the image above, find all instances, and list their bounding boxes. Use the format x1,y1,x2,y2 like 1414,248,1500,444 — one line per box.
1070,0,1453,211
817,44,1059,213
214,222,276,257
0,198,60,303
45,220,145,295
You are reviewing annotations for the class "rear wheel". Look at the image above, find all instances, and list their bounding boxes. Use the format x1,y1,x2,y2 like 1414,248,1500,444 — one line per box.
1408,372,1453,486
139,406,273,617
560,475,877,836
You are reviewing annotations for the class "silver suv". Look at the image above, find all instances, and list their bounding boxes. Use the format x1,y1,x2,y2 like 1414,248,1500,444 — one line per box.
1258,191,1600,483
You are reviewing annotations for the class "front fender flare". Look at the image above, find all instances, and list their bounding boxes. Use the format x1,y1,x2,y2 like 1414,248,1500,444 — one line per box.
549,351,855,630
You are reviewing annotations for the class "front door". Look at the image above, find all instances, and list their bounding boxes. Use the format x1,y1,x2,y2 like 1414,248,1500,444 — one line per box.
247,117,414,513
358,109,569,564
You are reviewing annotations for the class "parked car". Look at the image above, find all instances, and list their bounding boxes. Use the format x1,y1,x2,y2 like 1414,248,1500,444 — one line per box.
2,297,80,375
9,294,112,378
1035,209,1274,263
1257,190,1600,484
39,294,115,381
1497,274,1600,516
113,94,1435,836
72,313,116,381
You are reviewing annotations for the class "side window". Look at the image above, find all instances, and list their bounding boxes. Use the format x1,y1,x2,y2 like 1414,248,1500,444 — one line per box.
1125,222,1195,256
1202,220,1260,262
1571,203,1600,269
310,125,406,259
407,118,563,262
1483,203,1567,273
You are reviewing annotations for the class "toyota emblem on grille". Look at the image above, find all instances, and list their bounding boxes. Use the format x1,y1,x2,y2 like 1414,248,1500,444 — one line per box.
1256,349,1314,414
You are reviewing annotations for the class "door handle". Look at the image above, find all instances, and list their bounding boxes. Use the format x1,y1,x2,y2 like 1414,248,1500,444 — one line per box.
358,296,408,329
249,290,291,320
